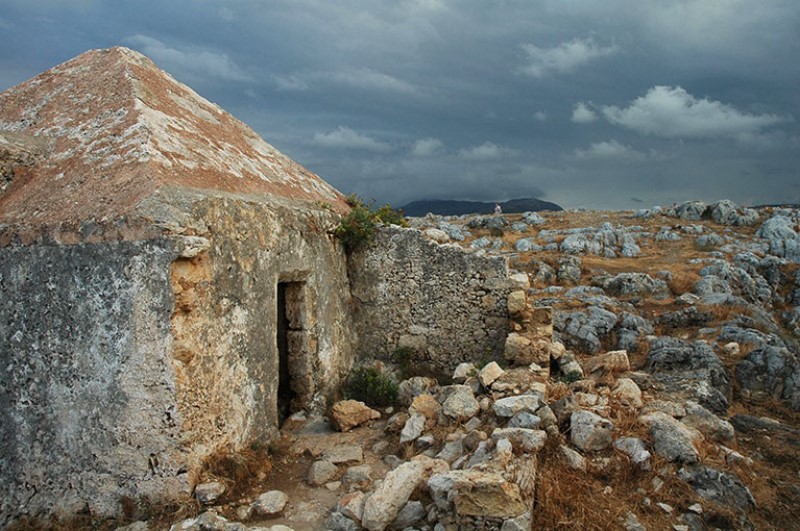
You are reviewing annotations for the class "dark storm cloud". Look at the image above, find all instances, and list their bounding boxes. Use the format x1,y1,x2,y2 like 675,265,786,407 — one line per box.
1,0,798,209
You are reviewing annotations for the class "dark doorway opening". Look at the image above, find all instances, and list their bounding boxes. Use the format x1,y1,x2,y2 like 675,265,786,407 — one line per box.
276,282,295,422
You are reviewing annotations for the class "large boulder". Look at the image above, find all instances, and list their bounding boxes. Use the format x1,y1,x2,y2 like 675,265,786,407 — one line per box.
678,466,756,512
603,272,671,300
639,412,700,464
756,214,800,261
428,470,528,520
735,346,800,410
555,306,618,354
645,338,731,414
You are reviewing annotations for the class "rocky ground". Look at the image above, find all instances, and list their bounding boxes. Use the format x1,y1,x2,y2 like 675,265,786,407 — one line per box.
129,200,799,531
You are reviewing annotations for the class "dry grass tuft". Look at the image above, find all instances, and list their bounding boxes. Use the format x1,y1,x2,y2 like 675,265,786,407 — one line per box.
200,445,272,502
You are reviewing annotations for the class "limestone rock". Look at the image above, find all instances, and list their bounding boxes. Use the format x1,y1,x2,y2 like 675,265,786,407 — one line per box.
424,228,450,243
639,412,701,464
570,410,613,451
478,361,505,387
361,461,424,531
584,350,631,377
194,481,226,504
391,500,426,530
308,460,338,486
252,490,289,517
681,401,735,442
508,290,528,315
493,395,542,417
678,465,756,511
441,385,480,420
613,378,643,408
604,272,671,300
398,376,439,406
400,412,426,443
645,337,731,414
491,428,547,453
735,346,800,410
323,444,364,464
558,444,586,471
409,393,441,421
330,400,381,432
337,492,367,522
614,437,651,469
452,362,477,382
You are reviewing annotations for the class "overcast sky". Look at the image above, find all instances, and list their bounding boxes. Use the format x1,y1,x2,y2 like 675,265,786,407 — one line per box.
1,1,798,209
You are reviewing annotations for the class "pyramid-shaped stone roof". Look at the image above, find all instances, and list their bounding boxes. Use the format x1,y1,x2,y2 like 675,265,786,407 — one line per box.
0,47,347,235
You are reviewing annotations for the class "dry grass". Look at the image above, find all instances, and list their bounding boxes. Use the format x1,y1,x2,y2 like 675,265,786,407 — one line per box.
532,437,696,530
199,445,273,503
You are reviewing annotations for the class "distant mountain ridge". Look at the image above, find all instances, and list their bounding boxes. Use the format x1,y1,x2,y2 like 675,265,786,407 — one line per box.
400,197,563,217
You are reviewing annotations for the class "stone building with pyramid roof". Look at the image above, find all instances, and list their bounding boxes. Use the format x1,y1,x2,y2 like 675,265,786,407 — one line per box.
0,48,512,522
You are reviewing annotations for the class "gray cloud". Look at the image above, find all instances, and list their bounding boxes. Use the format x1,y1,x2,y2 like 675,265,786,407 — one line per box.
411,138,444,157
574,140,647,161
313,126,392,152
0,0,798,210
571,102,598,123
458,142,515,161
125,35,252,83
520,37,619,78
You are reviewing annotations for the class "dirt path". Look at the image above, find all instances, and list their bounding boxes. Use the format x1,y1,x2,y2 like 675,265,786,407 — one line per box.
250,415,394,530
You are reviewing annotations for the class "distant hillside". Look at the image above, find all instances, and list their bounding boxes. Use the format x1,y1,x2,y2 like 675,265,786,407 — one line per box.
400,197,563,217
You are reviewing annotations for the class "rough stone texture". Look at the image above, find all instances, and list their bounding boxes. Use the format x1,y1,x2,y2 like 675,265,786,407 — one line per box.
604,272,671,299
441,385,480,421
308,460,339,486
678,466,756,511
614,437,651,468
330,401,381,432
194,481,226,504
583,350,631,377
478,361,505,387
348,226,511,377
735,346,800,410
252,490,289,517
491,428,547,453
399,412,426,443
0,48,347,237
428,470,527,520
639,412,701,464
613,378,643,408
555,305,618,354
681,401,735,442
645,337,731,414
570,410,614,451
493,395,542,417
361,461,424,531
0,48,357,522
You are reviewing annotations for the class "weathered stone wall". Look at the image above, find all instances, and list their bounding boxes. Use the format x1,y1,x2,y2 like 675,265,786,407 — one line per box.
0,190,355,522
154,191,355,479
348,227,511,377
0,238,184,522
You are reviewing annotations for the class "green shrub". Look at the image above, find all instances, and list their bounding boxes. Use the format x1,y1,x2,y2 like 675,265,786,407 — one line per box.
334,194,407,251
345,367,398,408
391,346,416,379
489,226,504,237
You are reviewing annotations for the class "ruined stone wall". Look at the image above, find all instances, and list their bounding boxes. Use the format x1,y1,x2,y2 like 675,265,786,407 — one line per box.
0,191,355,523
348,227,511,377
